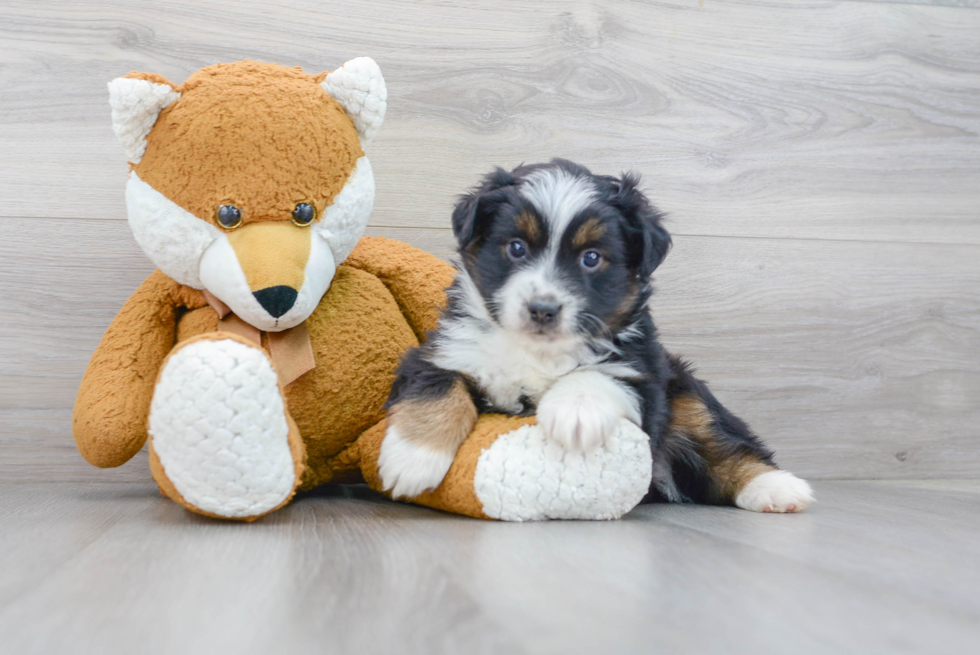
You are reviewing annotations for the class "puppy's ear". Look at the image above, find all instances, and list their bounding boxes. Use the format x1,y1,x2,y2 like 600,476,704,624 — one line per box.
610,173,672,278
452,168,517,249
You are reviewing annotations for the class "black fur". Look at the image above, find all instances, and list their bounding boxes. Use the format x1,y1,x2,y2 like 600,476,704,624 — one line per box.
451,167,518,249
649,355,776,504
385,337,499,414
385,347,461,407
605,172,672,278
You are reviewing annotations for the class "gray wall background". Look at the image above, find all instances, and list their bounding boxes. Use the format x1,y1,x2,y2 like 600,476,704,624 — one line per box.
1,0,978,482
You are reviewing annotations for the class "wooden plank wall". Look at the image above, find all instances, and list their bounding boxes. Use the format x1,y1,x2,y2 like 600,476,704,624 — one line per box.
1,0,978,482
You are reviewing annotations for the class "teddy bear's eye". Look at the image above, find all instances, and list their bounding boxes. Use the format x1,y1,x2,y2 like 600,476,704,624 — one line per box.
292,203,316,226
215,205,243,229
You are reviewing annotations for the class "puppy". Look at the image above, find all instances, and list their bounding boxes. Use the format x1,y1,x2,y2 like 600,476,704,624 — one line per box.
378,159,814,513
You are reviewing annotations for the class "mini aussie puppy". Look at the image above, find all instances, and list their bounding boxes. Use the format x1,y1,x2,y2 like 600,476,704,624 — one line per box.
379,159,814,513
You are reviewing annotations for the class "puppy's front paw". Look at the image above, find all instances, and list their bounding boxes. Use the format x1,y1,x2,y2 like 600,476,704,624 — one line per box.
378,426,455,499
537,389,622,452
735,470,815,513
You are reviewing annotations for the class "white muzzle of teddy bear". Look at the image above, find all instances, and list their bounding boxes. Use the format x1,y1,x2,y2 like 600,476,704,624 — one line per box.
198,229,336,332
126,156,375,331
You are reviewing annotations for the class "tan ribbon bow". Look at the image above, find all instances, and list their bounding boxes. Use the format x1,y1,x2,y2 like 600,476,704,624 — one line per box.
202,290,316,387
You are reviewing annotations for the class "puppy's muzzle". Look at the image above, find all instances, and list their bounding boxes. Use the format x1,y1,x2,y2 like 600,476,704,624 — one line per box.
527,297,562,328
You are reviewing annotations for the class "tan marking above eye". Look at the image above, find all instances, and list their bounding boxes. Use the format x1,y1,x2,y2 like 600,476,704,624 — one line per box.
515,212,542,242
572,217,606,249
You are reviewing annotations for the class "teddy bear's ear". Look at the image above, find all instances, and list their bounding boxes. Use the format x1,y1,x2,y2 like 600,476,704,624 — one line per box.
107,73,180,164
320,57,387,146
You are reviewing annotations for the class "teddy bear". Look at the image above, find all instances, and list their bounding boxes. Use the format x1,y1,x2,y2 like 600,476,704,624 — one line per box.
72,58,653,522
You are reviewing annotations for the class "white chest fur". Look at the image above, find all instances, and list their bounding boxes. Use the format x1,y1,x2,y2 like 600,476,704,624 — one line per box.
429,318,598,413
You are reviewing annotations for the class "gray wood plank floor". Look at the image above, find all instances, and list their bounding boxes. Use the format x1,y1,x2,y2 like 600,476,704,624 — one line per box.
1,480,977,654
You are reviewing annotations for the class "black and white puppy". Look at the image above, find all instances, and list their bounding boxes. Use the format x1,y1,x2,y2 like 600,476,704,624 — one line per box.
379,159,814,513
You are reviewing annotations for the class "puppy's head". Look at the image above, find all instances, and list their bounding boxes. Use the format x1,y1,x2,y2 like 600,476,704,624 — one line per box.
452,159,671,339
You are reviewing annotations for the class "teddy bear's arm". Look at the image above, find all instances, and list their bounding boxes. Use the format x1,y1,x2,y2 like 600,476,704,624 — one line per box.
344,236,456,341
73,270,203,468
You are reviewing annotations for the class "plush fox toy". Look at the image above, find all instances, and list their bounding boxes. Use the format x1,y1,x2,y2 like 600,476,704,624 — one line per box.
73,59,653,521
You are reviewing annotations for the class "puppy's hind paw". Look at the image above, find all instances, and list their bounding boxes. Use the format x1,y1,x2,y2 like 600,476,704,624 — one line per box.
735,470,815,513
378,426,455,499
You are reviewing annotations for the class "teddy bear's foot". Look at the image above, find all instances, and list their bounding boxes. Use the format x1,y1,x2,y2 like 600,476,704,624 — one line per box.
471,418,652,521
148,334,305,521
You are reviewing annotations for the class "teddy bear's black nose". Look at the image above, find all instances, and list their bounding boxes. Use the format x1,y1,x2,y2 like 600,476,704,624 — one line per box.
253,286,298,318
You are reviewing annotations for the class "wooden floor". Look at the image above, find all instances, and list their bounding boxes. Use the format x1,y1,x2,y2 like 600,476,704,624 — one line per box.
1,479,977,654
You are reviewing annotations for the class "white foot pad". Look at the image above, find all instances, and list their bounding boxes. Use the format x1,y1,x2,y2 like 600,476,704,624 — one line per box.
735,470,815,513
149,339,296,518
473,419,652,521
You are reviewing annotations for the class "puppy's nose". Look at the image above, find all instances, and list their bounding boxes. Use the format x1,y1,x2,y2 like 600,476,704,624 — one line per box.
253,285,298,318
528,298,562,327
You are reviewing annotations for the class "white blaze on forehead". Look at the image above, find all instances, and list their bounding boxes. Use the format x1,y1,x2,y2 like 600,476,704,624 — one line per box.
518,167,597,239
499,168,596,337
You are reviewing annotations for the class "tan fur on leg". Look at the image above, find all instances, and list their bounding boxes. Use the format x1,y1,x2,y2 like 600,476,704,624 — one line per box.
360,414,539,518
387,379,478,453
669,395,777,504
378,379,479,498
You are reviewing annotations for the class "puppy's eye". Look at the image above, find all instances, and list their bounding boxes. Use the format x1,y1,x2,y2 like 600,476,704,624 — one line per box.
581,250,602,269
292,203,316,226
215,205,243,229
508,240,527,260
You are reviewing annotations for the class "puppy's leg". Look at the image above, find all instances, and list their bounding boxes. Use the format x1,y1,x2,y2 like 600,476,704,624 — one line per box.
668,393,814,513
538,370,641,451
379,350,478,499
